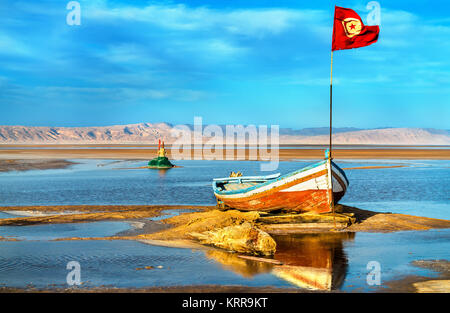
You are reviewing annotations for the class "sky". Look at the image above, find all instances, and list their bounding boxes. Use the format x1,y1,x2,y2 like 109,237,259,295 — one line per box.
0,0,449,129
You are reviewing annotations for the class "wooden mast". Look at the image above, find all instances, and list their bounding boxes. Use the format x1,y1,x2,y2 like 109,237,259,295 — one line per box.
329,50,336,227
330,51,333,159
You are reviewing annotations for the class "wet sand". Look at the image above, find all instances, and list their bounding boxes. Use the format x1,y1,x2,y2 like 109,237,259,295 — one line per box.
0,146,447,173
0,285,311,293
344,206,450,232
0,205,209,227
382,260,450,293
1,205,449,234
0,159,76,172
0,145,449,160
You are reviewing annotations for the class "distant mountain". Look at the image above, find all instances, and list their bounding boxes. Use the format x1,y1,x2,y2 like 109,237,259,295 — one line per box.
280,128,450,145
0,124,449,145
0,123,173,144
423,128,450,136
279,127,363,136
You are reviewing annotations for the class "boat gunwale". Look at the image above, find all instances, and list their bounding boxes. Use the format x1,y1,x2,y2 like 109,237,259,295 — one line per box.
213,173,281,182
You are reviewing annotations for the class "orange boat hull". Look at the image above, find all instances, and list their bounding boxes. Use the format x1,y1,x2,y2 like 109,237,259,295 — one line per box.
216,190,345,213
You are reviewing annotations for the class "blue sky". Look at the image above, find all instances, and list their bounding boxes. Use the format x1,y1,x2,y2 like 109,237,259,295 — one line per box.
0,0,449,128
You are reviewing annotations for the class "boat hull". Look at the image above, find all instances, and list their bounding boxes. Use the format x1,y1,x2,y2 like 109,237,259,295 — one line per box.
218,189,346,213
213,160,348,213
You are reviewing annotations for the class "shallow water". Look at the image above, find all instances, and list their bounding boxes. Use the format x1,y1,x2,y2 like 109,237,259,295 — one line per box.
0,240,289,289
0,159,448,219
0,159,449,291
148,209,198,221
0,221,131,241
341,229,450,291
0,227,448,291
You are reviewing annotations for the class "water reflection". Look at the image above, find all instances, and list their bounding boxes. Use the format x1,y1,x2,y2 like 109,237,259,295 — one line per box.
205,232,354,291
272,232,354,290
156,169,171,178
205,249,273,278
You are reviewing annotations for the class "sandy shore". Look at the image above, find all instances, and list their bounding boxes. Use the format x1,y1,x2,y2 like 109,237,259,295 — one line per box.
382,260,450,293
0,145,449,160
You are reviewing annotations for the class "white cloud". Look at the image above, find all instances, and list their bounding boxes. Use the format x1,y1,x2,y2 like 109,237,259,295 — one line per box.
377,9,450,49
46,86,209,102
104,43,163,66
86,4,315,38
224,9,308,36
0,83,209,104
0,33,31,56
202,39,248,57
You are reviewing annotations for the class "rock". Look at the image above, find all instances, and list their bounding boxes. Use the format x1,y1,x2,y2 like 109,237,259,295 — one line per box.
135,266,155,270
412,260,450,273
413,280,450,293
142,209,260,241
190,222,276,256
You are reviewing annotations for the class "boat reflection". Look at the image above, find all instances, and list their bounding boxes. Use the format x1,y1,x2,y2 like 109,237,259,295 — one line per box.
272,232,354,290
204,232,354,291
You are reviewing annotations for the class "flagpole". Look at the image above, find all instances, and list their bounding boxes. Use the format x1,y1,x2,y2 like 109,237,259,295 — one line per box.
329,50,336,227
330,50,333,158
327,5,379,229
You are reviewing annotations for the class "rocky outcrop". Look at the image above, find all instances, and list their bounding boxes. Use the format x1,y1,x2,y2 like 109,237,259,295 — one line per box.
190,222,277,256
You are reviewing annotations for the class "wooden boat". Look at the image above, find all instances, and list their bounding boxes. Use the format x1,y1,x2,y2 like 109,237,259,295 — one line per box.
212,151,348,213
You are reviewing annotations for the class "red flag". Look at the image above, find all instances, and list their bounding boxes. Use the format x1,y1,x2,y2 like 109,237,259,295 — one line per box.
332,6,379,51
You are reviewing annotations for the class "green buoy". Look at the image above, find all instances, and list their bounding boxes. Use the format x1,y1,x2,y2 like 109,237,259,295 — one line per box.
148,140,174,169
